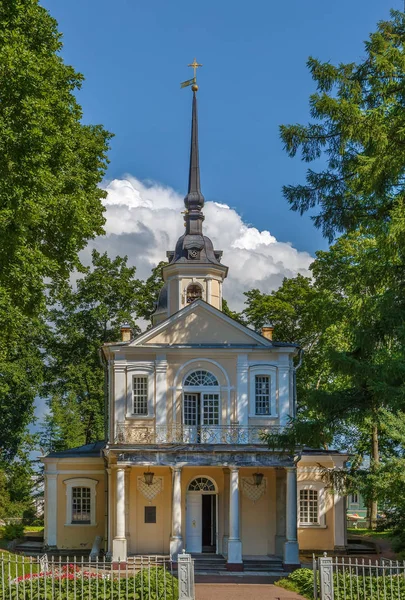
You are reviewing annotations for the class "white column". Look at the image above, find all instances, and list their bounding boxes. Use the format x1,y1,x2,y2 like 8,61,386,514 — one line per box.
107,468,112,554
334,492,346,550
222,468,230,557
278,363,291,426
114,361,127,438
236,355,249,428
46,473,57,547
275,468,287,557
206,277,212,304
227,467,242,567
155,356,168,429
112,467,127,562
170,466,183,560
284,467,299,566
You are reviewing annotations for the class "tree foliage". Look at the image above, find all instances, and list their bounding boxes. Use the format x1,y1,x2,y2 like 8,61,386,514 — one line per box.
0,0,112,458
281,9,405,241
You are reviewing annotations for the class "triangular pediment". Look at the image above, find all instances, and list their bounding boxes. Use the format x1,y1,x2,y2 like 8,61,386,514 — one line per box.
130,301,271,347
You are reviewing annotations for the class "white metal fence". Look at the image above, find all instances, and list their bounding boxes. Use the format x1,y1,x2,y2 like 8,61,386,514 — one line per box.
315,553,405,600
0,552,195,600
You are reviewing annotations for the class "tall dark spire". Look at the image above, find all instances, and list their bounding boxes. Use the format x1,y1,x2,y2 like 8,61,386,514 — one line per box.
184,88,205,235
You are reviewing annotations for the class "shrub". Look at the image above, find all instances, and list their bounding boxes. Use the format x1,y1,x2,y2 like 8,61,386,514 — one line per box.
0,564,179,600
276,568,314,599
3,522,24,541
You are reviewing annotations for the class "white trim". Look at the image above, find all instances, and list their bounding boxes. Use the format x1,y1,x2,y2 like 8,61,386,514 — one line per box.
248,365,277,418
126,365,155,419
297,481,326,528
129,300,272,347
186,474,219,494
173,358,231,424
63,478,98,527
49,470,105,475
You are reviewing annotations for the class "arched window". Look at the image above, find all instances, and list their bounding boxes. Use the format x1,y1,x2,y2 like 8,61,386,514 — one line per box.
186,284,203,303
184,370,219,387
188,477,216,492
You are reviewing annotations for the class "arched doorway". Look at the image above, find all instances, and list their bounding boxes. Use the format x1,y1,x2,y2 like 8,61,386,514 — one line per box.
186,476,218,554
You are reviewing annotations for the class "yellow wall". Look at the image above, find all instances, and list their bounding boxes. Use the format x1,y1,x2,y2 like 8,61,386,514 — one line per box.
297,461,336,551
240,468,276,555
146,311,260,346
52,461,106,550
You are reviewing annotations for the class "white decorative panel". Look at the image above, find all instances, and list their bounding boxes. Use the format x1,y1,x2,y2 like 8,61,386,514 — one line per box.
137,476,163,502
241,477,266,503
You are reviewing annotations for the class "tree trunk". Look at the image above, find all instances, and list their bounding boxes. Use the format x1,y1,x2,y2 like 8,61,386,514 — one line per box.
370,423,379,530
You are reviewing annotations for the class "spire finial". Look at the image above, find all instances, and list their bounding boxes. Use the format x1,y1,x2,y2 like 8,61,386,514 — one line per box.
180,58,202,91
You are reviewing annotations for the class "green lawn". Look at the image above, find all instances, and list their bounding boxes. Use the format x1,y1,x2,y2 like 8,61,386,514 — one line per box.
348,527,393,539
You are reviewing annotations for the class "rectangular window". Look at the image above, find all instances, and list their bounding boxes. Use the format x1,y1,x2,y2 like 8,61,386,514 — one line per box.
202,394,220,425
299,489,319,525
255,375,271,415
133,376,148,415
145,506,156,523
72,487,91,524
350,492,359,504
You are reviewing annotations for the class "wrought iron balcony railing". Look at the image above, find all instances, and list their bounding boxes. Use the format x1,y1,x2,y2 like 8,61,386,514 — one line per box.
114,423,284,445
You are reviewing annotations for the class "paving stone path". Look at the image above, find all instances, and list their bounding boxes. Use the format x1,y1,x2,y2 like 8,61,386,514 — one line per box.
195,582,306,600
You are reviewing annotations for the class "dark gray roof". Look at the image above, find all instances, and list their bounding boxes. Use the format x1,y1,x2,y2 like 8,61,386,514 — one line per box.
170,234,223,265
45,441,106,459
154,282,168,315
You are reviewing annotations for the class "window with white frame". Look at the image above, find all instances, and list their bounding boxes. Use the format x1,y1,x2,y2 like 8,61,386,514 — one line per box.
299,489,319,525
350,492,359,505
133,375,148,415
248,365,277,417
72,487,91,523
64,478,98,526
255,375,271,415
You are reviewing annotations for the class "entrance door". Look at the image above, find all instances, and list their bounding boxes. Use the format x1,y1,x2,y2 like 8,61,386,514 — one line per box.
202,495,217,552
186,494,202,553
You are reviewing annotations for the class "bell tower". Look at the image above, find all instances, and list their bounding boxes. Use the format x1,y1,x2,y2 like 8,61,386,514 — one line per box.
152,64,228,325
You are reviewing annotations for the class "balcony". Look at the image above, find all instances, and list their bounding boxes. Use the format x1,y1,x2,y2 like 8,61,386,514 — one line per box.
114,423,284,445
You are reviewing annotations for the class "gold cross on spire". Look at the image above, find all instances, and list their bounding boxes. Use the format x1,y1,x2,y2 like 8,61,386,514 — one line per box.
188,58,202,80
181,58,203,90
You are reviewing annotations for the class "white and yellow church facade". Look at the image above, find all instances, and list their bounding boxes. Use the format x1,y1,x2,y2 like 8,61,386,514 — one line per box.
42,84,347,570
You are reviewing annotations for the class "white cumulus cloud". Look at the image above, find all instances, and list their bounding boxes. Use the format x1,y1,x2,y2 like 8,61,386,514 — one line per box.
85,176,313,312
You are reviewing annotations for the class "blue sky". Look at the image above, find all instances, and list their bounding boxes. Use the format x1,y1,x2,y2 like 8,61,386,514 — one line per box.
41,0,395,255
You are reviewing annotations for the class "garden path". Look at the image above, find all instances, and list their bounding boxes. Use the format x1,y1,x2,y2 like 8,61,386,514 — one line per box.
195,582,306,600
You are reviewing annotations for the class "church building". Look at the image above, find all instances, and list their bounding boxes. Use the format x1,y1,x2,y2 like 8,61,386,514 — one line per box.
42,79,347,570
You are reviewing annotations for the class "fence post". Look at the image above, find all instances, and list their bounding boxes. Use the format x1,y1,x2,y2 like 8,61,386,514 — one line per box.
178,550,195,600
313,553,318,600
319,554,334,600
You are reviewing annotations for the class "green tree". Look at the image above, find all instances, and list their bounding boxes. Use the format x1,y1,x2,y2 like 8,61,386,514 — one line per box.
42,251,142,450
280,9,405,241
243,274,343,411
0,0,111,457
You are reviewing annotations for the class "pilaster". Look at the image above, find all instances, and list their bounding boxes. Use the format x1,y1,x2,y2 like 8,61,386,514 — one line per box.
155,355,168,427
236,355,249,427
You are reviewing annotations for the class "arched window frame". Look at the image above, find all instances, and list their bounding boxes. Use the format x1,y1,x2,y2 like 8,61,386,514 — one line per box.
187,476,218,494
248,365,277,418
63,478,98,526
184,370,219,387
297,481,326,528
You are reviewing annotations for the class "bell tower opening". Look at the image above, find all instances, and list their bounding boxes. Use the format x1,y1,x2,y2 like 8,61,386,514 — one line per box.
186,284,203,303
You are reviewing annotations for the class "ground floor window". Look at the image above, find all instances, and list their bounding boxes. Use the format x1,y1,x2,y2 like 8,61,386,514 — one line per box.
299,489,319,525
72,487,91,523
63,478,98,526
